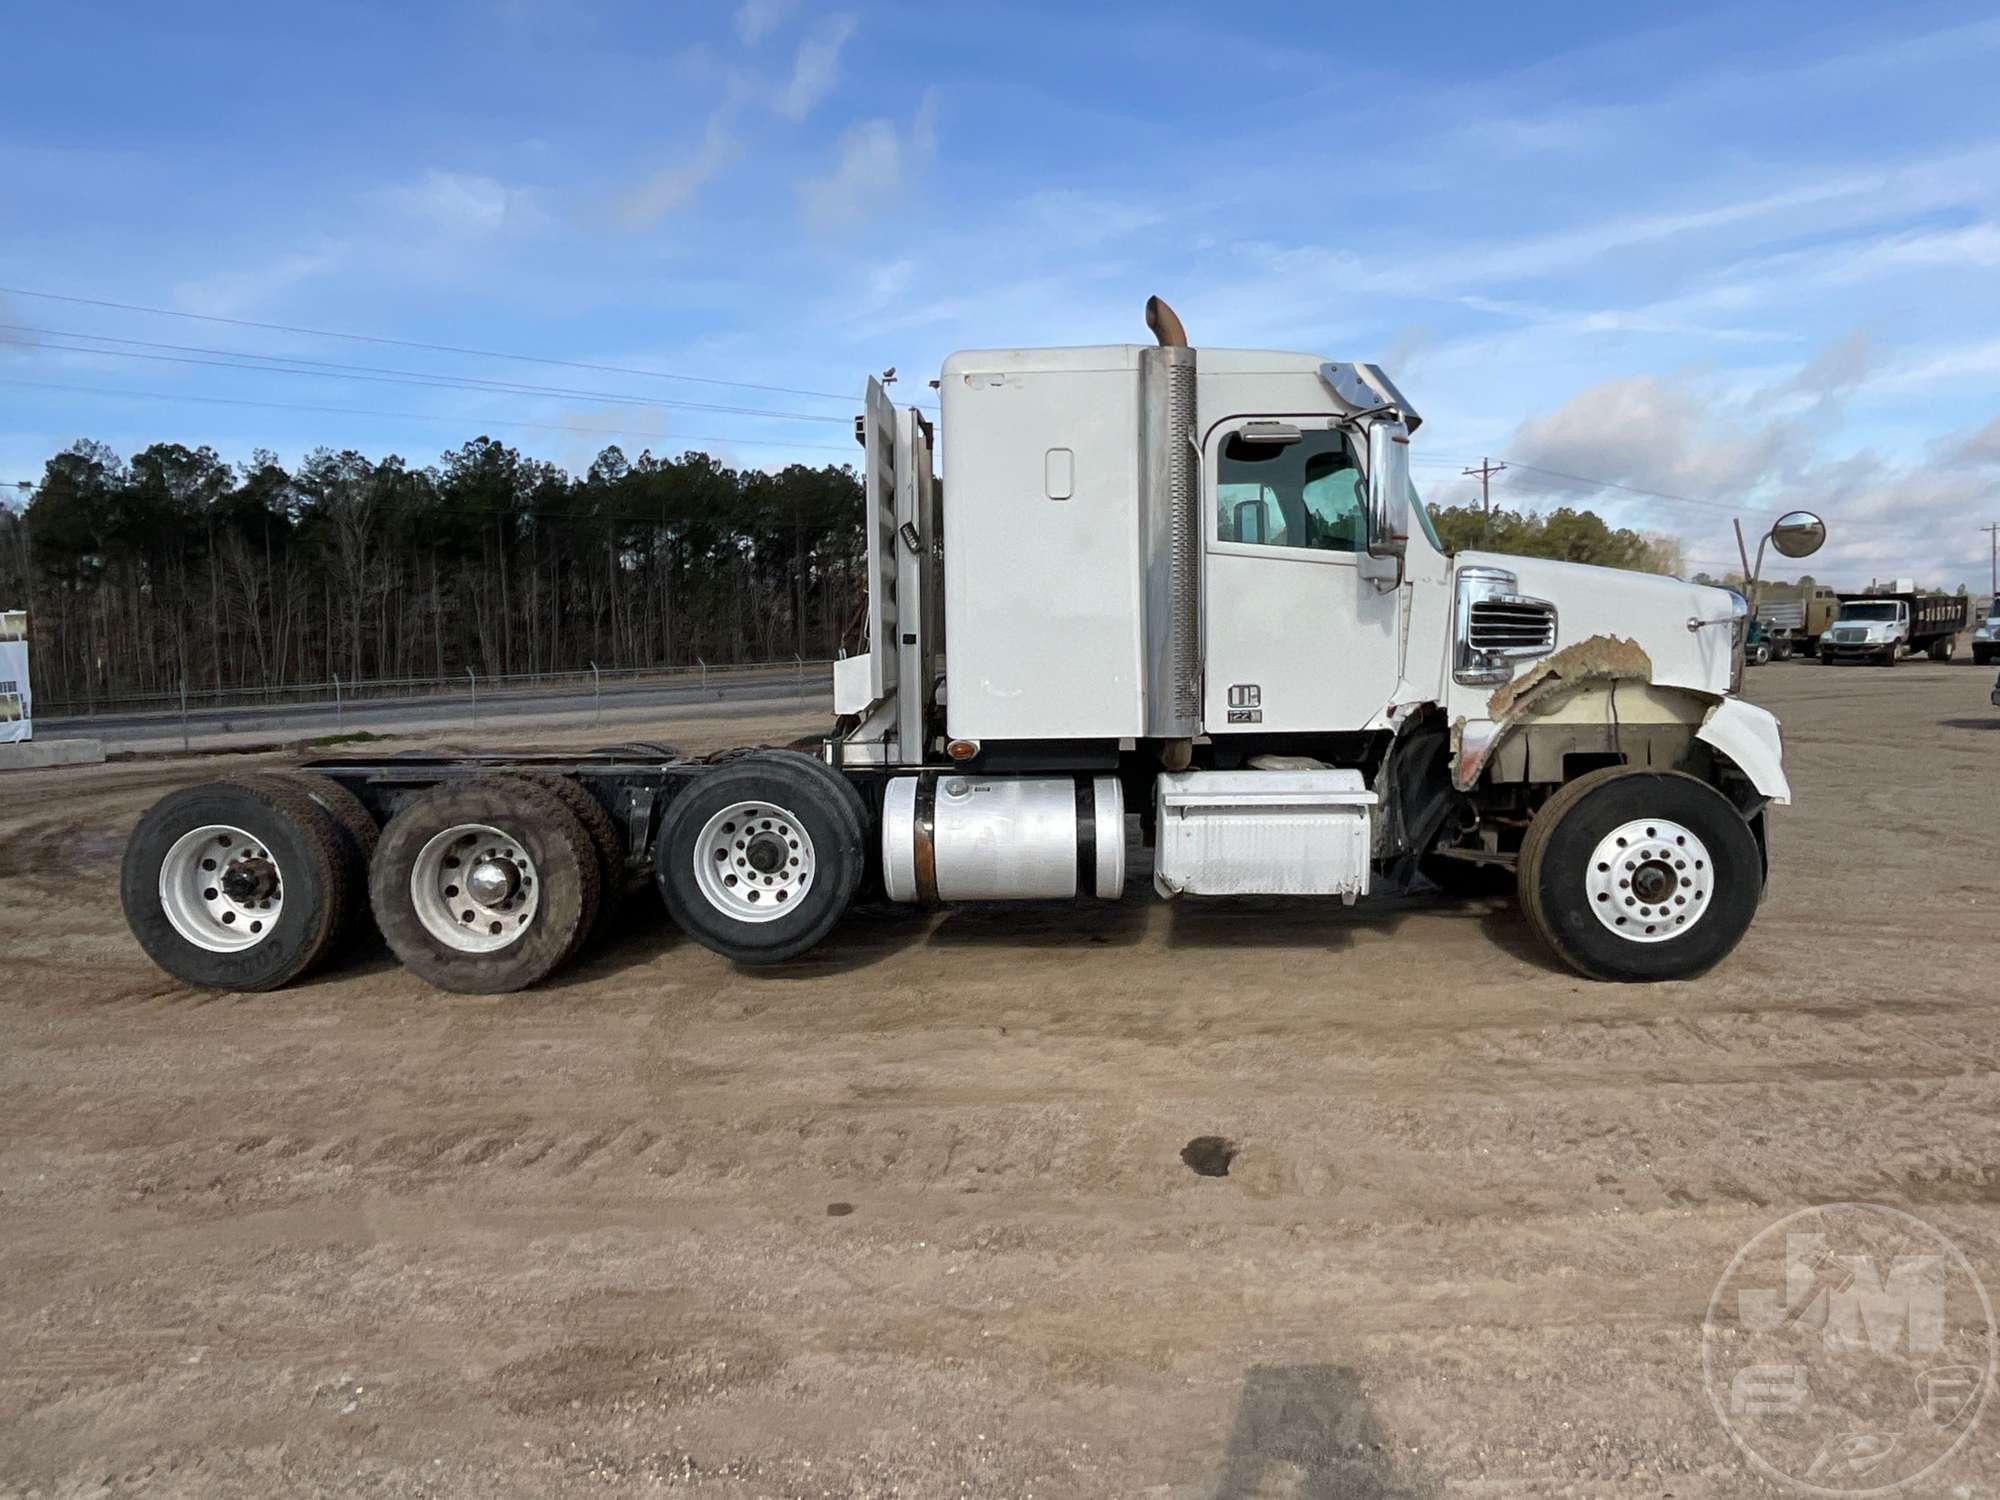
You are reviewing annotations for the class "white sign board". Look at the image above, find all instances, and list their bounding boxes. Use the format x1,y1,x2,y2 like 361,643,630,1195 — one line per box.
0,639,30,743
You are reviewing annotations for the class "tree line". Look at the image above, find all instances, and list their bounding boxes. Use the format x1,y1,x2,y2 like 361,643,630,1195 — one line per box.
1425,502,1685,576
0,438,867,709
0,436,1692,711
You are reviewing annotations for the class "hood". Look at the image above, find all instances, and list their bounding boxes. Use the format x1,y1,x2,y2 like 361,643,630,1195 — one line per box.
1455,551,1736,698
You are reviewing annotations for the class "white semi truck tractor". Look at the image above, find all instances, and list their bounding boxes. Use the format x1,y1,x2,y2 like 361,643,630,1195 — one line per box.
120,298,1810,992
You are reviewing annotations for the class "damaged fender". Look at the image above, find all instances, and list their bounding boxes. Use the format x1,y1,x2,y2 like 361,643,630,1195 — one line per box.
1451,634,1657,790
1695,697,1790,806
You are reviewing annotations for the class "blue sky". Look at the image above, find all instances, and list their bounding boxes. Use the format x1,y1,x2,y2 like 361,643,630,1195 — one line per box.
4,0,1998,588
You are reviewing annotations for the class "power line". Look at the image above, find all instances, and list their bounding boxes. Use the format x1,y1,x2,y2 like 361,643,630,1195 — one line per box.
0,333,857,425
0,376,858,455
0,284,948,410
1476,459,1743,515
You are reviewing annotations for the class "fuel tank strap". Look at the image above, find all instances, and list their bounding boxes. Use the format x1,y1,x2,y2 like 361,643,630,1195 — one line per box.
1075,777,1097,897
912,773,939,904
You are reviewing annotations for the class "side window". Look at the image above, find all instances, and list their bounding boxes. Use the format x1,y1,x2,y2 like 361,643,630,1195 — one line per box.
1215,429,1364,553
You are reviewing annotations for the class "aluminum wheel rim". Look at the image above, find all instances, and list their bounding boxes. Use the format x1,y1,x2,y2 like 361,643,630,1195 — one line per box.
410,822,540,953
691,800,813,924
159,823,284,952
1585,817,1714,944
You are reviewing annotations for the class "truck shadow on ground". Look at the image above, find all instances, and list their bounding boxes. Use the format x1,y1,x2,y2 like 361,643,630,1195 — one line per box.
1211,1363,1431,1499
1938,717,2000,731
506,863,1568,985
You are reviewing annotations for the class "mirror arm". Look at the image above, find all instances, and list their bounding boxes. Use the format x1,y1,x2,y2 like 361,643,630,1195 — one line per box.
1748,533,1771,620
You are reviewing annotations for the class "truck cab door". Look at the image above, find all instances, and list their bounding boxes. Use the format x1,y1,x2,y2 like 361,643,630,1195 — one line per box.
1201,416,1402,733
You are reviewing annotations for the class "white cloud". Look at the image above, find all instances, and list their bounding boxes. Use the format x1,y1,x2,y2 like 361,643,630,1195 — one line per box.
380,170,541,235
616,118,739,226
775,13,857,121
171,246,347,318
1942,413,2000,467
734,0,791,46
798,89,938,230
1494,358,1990,588
1787,329,1871,401
1511,373,1799,499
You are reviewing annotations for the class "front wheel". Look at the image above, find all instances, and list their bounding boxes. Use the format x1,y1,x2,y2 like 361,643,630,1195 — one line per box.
1518,768,1762,982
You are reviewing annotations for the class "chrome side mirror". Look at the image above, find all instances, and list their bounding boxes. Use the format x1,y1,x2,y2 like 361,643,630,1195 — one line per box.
1770,510,1826,559
1366,419,1410,558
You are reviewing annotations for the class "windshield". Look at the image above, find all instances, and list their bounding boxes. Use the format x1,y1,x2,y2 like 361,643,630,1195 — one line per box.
1839,601,1899,622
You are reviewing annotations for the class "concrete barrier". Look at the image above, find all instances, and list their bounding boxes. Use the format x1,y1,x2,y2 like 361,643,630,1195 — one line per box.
0,738,107,770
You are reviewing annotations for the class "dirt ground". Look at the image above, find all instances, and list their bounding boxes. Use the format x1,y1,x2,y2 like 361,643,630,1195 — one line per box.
3,663,1998,1498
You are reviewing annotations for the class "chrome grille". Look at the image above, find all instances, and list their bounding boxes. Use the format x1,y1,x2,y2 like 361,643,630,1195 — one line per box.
1453,567,1557,685
1468,597,1556,654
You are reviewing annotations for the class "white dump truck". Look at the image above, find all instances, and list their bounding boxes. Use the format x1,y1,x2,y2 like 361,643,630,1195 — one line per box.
120,299,1809,991
1817,582,1969,665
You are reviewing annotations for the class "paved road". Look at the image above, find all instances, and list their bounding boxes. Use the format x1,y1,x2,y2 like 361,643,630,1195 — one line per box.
38,669,832,746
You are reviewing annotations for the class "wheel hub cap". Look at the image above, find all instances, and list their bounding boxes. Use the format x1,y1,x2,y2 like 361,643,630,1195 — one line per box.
1630,860,1675,905
692,800,814,924
1583,817,1716,944
219,857,279,905
466,857,521,907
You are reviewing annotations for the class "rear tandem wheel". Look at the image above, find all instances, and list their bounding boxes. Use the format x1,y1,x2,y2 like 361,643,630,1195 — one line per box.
369,775,600,993
654,755,864,964
121,777,351,991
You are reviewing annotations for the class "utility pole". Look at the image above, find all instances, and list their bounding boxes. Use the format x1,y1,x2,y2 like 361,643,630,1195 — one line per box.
1462,458,1507,543
1984,522,1999,602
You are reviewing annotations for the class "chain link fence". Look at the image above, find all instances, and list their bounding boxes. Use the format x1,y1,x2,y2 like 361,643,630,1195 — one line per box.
36,657,836,753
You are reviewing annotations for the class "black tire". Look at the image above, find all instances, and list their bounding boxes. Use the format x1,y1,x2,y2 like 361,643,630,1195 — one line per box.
1928,638,1954,662
519,771,624,940
1975,646,1994,666
233,770,379,947
370,776,600,993
736,748,869,847
121,778,348,992
655,758,863,964
1518,767,1762,983
733,747,877,900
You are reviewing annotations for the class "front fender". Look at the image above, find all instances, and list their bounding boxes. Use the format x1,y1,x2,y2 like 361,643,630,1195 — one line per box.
1696,698,1790,806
